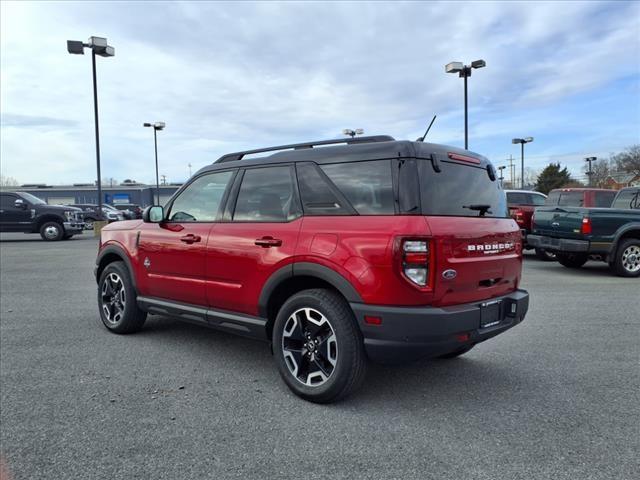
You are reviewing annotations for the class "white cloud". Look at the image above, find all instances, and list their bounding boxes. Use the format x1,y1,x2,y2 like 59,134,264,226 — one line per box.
1,0,639,185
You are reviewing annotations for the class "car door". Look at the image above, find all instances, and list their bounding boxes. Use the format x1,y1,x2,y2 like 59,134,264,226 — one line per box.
206,165,303,316
0,194,32,232
137,170,236,307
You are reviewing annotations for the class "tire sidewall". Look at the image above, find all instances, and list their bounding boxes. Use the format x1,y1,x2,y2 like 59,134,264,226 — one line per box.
615,239,640,278
97,261,140,332
40,221,64,241
272,290,361,401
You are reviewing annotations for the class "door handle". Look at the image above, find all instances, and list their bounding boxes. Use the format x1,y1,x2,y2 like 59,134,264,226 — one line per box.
180,234,201,244
255,237,283,248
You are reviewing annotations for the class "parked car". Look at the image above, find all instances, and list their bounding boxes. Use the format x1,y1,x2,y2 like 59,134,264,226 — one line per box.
528,187,640,277
72,204,124,229
112,203,143,219
95,135,530,402
504,189,553,260
0,191,84,241
545,188,618,208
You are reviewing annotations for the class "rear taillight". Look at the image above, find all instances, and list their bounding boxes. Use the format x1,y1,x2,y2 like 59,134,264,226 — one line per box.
581,217,592,235
515,209,525,225
402,239,430,287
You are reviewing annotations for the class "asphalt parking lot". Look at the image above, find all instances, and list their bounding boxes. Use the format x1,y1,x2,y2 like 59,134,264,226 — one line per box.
0,232,637,480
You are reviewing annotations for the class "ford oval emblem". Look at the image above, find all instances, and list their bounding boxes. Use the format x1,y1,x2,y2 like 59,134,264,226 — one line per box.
442,269,457,280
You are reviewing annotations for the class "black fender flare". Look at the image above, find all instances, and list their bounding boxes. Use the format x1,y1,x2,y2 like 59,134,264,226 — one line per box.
95,244,138,291
610,223,640,259
258,262,363,317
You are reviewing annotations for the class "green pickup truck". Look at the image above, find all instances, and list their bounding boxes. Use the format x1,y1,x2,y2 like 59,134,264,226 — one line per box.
528,187,640,277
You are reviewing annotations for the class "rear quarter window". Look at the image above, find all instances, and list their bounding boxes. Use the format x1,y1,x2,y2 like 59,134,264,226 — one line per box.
594,191,616,208
611,189,640,209
417,160,508,217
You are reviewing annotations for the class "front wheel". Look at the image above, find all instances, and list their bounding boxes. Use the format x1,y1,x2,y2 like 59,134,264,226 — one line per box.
613,239,640,277
557,253,588,269
40,221,64,241
272,289,367,403
97,261,146,334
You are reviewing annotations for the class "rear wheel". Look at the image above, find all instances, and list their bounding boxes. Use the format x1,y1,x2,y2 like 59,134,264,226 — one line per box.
557,252,588,269
613,239,640,277
39,221,64,241
438,345,475,359
84,218,95,230
535,248,556,261
97,261,146,333
272,289,367,403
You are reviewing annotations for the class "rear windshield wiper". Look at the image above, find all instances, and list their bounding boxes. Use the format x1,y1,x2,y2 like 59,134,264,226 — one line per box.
463,204,492,216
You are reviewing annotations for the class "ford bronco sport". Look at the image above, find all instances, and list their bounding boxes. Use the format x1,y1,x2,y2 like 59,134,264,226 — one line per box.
95,136,529,403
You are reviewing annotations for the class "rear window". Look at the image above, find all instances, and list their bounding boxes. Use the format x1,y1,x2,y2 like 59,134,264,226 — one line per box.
530,193,546,206
548,191,584,207
594,191,616,208
506,192,529,205
417,160,508,217
611,189,640,209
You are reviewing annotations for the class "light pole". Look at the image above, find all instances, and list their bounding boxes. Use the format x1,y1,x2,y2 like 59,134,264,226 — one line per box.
342,128,364,138
445,59,486,150
498,165,506,186
512,137,534,189
585,156,597,187
143,122,166,205
67,37,115,221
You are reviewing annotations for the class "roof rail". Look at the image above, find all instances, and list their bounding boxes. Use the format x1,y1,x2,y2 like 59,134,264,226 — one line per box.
215,135,395,163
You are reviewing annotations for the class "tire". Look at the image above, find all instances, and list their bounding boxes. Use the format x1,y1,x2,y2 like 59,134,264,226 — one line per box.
272,289,367,403
39,221,64,241
84,218,95,230
438,344,475,359
556,252,588,269
535,248,556,261
613,238,640,278
97,261,147,334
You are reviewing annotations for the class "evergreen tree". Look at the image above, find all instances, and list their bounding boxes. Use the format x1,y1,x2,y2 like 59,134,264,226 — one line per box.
535,163,575,194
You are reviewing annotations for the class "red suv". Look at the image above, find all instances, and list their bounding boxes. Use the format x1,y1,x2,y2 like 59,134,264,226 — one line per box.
95,136,529,403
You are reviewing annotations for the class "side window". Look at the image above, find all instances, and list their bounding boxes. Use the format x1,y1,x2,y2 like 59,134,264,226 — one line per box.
612,190,640,209
233,166,299,222
545,192,560,205
167,170,234,222
296,163,351,215
0,194,16,209
529,193,546,206
320,160,394,214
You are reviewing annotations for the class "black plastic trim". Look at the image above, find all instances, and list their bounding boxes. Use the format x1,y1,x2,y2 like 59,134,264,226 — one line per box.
292,263,363,303
95,244,137,290
137,296,268,340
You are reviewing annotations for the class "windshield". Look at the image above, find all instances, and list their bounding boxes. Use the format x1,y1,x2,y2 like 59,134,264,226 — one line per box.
17,192,47,205
417,160,508,217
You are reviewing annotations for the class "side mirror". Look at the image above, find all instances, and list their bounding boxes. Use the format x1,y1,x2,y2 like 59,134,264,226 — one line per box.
143,205,164,223
14,199,26,209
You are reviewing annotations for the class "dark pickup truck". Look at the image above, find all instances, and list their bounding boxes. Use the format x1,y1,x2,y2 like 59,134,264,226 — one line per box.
0,191,84,241
528,187,640,277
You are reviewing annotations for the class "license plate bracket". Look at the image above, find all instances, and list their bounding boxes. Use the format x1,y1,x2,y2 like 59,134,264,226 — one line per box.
480,300,502,328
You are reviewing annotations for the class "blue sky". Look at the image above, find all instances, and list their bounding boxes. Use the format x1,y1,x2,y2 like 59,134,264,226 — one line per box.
1,0,639,185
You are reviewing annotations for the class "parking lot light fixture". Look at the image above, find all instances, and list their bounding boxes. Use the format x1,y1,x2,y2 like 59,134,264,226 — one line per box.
512,137,534,189
498,165,506,185
445,59,486,150
585,157,597,186
66,36,115,222
143,122,166,205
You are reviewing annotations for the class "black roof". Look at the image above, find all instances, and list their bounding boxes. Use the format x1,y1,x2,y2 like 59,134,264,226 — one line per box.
195,136,489,176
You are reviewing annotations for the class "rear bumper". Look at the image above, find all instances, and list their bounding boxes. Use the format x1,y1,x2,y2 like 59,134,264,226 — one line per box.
527,234,588,252
350,289,529,364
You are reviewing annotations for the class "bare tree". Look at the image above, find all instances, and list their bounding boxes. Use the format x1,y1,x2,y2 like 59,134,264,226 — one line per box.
582,158,612,188
612,145,640,176
0,174,19,187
